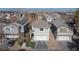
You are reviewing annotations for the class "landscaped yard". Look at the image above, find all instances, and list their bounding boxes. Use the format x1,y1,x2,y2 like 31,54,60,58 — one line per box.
26,42,35,48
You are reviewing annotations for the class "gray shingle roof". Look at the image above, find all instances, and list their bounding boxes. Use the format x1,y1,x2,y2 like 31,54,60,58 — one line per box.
51,17,66,28
32,19,50,28
17,18,28,25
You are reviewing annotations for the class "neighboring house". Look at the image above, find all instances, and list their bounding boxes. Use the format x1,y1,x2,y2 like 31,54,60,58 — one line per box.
5,13,10,19
3,18,29,40
50,16,73,42
56,25,73,42
50,16,65,34
3,23,19,40
17,18,29,33
18,13,25,19
46,15,54,23
31,19,50,41
46,13,61,23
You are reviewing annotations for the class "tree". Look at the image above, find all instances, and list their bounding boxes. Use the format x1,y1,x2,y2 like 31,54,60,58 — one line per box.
74,9,79,33
0,32,4,44
67,9,79,51
67,38,79,51
27,13,38,22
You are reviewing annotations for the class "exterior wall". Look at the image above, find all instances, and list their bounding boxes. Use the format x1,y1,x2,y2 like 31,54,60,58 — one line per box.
32,27,50,35
33,35,49,41
32,27,50,41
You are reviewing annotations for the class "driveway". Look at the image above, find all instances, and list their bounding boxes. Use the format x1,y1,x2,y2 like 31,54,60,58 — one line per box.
34,32,62,50
35,41,48,49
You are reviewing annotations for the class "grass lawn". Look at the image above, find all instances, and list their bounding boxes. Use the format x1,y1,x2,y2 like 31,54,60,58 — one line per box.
26,42,35,48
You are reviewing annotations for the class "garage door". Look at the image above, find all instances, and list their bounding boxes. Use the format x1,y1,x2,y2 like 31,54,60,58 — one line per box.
34,36,48,41
56,36,71,41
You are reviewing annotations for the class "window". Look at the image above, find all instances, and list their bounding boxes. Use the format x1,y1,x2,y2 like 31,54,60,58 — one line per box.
40,28,43,31
20,14,23,17
12,27,16,33
7,38,10,40
60,28,67,32
19,26,21,30
6,28,11,33
32,30,34,32
31,33,34,38
6,28,10,31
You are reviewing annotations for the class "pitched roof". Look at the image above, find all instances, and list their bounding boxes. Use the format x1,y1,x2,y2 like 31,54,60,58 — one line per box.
32,19,50,28
10,22,20,27
51,16,66,28
3,22,20,30
17,18,28,25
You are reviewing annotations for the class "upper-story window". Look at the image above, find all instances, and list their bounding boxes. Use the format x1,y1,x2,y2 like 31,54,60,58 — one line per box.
6,28,11,34
6,28,10,31
12,27,16,33
32,30,34,32
60,28,67,32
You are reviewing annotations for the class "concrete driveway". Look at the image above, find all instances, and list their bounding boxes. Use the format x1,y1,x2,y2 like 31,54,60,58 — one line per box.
35,41,48,49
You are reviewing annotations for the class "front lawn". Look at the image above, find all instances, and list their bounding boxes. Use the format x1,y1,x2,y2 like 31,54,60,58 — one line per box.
26,42,35,48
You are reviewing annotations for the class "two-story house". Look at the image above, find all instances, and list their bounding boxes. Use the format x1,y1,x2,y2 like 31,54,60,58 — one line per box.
31,19,50,41
56,25,73,42
3,23,19,40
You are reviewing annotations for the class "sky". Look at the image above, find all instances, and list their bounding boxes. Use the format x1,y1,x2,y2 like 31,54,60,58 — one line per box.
0,8,77,12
